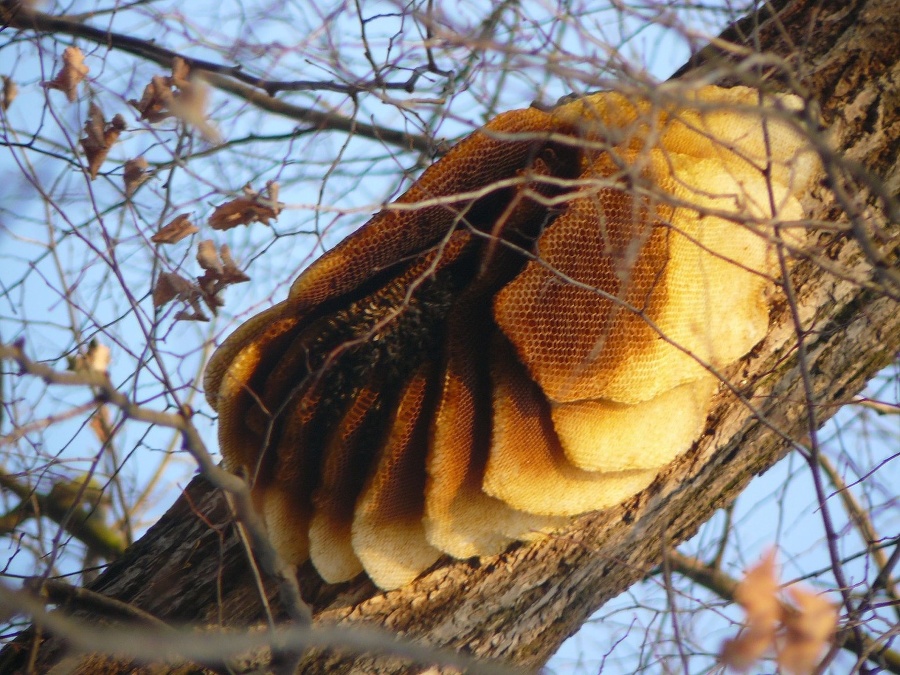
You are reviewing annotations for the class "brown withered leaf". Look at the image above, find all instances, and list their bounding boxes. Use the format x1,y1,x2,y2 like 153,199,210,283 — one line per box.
196,241,250,314
196,239,223,273
68,338,111,376
721,550,781,671
83,340,111,375
151,214,198,244
153,241,248,321
153,271,208,321
208,197,274,230
129,57,219,141
153,272,209,321
170,79,220,143
174,309,210,322
721,551,838,674
198,279,226,314
130,75,174,123
208,182,281,230
89,405,113,445
265,180,282,217
171,57,191,88
123,157,149,197
218,244,245,275
2,76,17,111
44,46,89,102
778,588,838,675
80,104,126,179
153,271,194,309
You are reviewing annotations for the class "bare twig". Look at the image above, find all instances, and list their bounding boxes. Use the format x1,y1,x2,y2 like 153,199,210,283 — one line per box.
0,468,126,561
1,584,521,675
818,454,900,621
24,578,171,630
1,0,437,153
0,341,313,629
852,395,900,415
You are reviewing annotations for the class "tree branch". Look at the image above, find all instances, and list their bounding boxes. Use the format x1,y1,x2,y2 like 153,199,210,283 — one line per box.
0,0,438,154
0,468,126,561
0,341,313,630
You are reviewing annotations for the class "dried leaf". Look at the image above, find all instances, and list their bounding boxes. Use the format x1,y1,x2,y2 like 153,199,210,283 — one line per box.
80,104,126,179
129,58,219,142
208,198,271,230
785,587,838,643
219,244,248,280
266,180,282,217
174,309,210,322
2,76,17,111
196,239,223,273
721,550,781,671
153,271,209,321
171,80,220,143
152,271,195,309
721,551,839,674
84,340,111,374
209,183,280,230
89,405,113,444
154,241,248,321
197,277,226,314
779,588,838,674
151,214,197,244
44,46,89,102
168,58,219,142
69,339,111,376
171,57,191,88
195,242,250,314
123,157,149,197
130,75,174,123
735,550,781,628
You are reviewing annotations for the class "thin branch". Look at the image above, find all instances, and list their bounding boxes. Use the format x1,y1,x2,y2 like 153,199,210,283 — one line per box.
660,538,691,673
24,578,171,630
0,341,313,629
17,580,234,675
0,0,437,154
818,454,900,621
1,585,522,675
0,468,126,561
852,395,900,415
0,400,98,445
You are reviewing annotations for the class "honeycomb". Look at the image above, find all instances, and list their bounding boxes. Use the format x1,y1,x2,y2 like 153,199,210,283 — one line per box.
204,86,816,590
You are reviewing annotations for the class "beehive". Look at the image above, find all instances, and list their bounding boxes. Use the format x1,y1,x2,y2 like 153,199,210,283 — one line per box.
205,85,815,590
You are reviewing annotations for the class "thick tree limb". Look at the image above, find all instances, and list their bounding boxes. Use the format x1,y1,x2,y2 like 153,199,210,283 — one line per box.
1,0,898,672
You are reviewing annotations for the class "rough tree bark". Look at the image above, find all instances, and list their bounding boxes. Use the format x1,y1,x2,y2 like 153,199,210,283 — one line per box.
2,0,899,672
